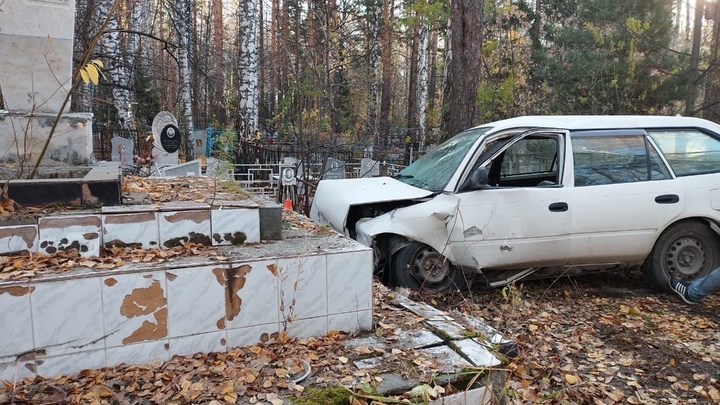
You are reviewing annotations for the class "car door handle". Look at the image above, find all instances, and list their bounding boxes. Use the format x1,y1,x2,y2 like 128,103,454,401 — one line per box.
548,202,568,212
655,194,679,204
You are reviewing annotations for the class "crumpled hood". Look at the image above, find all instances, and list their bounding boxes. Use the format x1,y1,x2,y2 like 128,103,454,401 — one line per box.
309,176,434,234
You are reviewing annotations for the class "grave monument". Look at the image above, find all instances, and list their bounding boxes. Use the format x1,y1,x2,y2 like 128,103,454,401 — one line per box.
0,0,94,173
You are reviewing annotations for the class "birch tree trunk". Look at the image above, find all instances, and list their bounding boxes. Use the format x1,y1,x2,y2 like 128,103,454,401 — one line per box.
238,0,260,140
417,22,429,149
97,0,133,130
170,0,196,159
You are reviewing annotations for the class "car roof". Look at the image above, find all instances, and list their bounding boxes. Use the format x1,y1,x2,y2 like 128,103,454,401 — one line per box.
471,115,720,134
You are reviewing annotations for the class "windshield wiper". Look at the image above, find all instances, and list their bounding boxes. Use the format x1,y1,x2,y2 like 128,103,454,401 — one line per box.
394,174,414,179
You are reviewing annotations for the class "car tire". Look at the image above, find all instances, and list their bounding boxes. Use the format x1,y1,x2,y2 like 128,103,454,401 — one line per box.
643,221,720,291
391,242,467,293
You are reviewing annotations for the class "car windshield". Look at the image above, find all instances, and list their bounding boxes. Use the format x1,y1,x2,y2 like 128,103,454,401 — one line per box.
395,127,491,191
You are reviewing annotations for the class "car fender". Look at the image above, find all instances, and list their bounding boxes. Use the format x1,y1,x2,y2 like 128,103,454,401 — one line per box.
355,193,461,262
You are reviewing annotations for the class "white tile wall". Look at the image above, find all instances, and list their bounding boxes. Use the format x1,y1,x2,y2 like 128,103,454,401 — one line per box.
327,250,373,314
106,340,169,368
102,211,159,249
0,225,37,253
211,208,261,245
226,260,281,329
102,271,168,348
226,323,281,348
278,255,327,321
31,277,105,356
158,209,211,248
328,310,373,333
36,349,107,378
38,214,102,257
0,286,35,361
166,265,227,337
168,330,227,357
0,246,372,378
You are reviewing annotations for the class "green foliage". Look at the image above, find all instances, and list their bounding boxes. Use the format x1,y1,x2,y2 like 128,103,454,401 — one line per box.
291,386,350,405
532,0,687,115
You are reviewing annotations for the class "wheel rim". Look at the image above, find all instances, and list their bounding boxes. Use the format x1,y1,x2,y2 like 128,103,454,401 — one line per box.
409,246,453,291
665,236,707,278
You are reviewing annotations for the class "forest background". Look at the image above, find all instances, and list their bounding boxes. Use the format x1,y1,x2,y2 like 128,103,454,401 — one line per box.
64,0,720,162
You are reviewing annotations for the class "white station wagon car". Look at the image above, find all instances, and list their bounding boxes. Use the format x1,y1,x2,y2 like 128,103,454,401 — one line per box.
310,116,720,293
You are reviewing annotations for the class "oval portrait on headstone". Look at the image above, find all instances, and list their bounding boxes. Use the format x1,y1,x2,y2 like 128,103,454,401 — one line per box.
160,124,181,153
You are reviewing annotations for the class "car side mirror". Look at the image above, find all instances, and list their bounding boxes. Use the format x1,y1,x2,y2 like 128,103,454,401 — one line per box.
460,166,489,191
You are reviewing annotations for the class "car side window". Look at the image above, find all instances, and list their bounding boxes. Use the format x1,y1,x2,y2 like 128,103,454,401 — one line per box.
485,136,559,187
647,129,720,176
572,135,670,187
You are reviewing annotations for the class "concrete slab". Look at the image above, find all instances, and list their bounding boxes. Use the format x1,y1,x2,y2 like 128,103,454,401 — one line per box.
452,339,502,367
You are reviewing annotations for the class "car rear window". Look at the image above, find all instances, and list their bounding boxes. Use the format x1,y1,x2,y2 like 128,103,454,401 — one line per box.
572,135,670,186
648,129,720,176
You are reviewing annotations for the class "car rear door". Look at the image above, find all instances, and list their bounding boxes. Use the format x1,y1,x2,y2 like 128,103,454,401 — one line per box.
447,129,576,270
565,129,684,264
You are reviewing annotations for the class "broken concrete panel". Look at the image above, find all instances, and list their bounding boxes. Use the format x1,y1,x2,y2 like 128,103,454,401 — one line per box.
428,387,493,405
0,284,34,361
106,339,170,369
418,346,473,373
38,214,102,257
452,339,502,368
374,372,421,395
395,329,445,350
425,319,471,340
392,294,454,321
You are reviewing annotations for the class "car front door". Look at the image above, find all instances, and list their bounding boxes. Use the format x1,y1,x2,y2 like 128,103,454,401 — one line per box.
447,129,576,271
565,130,684,264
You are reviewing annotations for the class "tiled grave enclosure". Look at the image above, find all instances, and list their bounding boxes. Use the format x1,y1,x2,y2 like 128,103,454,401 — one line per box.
0,198,373,381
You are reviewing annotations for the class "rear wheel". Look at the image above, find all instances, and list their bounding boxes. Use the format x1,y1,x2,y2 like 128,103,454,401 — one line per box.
643,221,720,291
391,242,467,293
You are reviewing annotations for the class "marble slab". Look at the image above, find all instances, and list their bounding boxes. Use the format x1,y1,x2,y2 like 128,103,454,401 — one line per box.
103,211,159,249
102,271,168,348
38,214,102,257
0,224,37,253
211,207,260,246
158,209,211,248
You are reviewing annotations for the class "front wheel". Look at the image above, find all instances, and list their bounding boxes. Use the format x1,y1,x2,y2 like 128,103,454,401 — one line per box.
643,221,720,291
390,242,467,293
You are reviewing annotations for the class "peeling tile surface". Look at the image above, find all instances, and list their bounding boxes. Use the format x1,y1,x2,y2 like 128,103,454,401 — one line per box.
38,214,102,257
0,224,37,253
211,208,260,246
224,260,280,329
166,265,227,337
103,211,159,249
102,271,168,348
158,209,211,248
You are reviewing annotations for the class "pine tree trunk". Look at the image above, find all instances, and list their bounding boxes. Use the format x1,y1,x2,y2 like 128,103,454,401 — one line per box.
379,0,394,154
441,0,484,140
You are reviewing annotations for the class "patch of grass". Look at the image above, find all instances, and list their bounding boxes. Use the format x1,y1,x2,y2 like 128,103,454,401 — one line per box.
291,386,351,405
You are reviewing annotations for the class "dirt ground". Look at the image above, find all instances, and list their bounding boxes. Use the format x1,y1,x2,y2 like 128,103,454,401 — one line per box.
419,270,720,404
